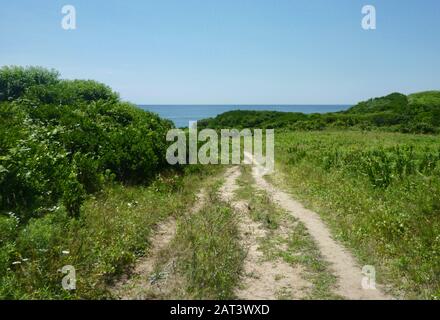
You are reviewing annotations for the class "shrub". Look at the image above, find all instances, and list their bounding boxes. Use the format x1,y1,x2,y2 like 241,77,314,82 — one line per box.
0,66,173,221
24,80,119,105
0,66,59,102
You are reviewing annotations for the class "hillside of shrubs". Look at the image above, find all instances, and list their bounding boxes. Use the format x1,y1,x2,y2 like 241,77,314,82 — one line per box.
199,91,440,134
0,66,173,221
0,66,177,298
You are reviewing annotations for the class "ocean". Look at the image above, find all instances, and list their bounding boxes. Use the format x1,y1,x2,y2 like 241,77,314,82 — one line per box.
138,105,351,128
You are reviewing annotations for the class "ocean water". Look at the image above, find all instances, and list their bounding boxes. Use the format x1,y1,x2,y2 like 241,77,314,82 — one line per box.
139,105,350,128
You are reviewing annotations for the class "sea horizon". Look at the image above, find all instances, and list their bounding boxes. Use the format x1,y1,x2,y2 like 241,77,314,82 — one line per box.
139,104,351,128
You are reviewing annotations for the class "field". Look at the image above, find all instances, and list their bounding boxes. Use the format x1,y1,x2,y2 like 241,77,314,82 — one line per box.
0,166,222,299
273,130,440,299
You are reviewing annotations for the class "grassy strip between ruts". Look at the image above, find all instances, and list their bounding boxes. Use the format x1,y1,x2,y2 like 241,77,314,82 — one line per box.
173,170,245,299
235,165,340,300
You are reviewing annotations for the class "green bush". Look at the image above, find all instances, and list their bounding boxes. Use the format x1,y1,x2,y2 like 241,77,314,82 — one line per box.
0,66,59,102
200,91,440,134
0,66,173,221
0,65,179,299
0,215,19,242
24,80,119,105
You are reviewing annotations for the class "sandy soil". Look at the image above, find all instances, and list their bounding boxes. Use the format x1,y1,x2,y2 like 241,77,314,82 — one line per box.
111,191,206,299
219,166,310,300
244,152,392,300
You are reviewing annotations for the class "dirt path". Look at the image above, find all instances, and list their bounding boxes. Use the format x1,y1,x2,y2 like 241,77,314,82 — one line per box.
111,191,206,299
219,166,309,300
111,217,178,299
112,158,391,300
244,152,391,300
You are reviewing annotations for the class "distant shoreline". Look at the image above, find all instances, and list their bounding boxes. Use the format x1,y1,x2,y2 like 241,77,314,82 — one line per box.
138,104,351,128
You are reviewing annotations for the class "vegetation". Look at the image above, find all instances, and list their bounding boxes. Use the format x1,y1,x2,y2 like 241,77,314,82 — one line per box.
0,66,173,221
273,131,440,299
0,166,222,299
0,65,242,300
175,179,244,299
0,66,179,298
200,91,440,134
236,166,340,299
1,65,439,300
201,92,440,299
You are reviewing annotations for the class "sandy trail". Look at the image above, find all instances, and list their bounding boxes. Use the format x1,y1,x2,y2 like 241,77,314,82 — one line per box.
111,191,206,299
244,152,391,300
219,166,309,300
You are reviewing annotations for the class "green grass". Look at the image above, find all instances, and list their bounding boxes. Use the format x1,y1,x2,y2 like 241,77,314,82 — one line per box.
0,165,221,299
174,175,245,299
235,166,281,230
280,223,341,300
274,130,440,299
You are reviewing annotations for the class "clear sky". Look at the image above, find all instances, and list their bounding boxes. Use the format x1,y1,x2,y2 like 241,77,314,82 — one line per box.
1,0,439,104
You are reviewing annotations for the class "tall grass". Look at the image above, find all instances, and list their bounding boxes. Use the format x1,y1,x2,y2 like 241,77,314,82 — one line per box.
275,131,440,299
0,166,219,299
174,181,244,299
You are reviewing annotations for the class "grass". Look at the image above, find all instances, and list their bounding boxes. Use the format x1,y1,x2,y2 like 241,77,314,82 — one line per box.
174,174,245,299
0,165,221,299
280,222,341,300
273,130,440,299
235,166,281,230
4,127,438,300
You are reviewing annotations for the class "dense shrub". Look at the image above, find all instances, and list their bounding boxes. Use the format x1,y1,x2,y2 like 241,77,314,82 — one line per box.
0,66,59,102
0,66,173,221
200,91,440,134
24,80,119,105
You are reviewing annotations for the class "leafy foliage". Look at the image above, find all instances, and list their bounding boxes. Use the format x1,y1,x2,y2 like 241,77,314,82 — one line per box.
277,131,440,298
0,66,173,220
0,66,59,102
200,91,440,134
0,65,181,299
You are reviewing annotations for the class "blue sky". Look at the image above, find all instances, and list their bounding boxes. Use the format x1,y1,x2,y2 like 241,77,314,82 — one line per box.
1,0,439,104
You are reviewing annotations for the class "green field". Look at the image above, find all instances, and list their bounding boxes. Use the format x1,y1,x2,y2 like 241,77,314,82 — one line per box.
273,131,440,299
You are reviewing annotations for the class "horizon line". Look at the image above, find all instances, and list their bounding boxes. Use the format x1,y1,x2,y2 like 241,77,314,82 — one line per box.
135,103,353,106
